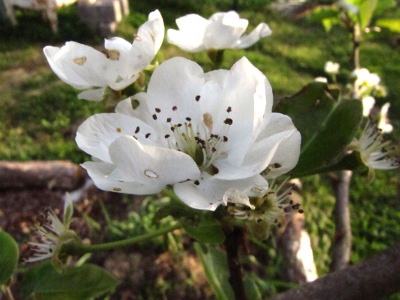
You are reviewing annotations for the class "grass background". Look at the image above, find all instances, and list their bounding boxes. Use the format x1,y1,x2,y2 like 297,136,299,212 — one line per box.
0,0,399,297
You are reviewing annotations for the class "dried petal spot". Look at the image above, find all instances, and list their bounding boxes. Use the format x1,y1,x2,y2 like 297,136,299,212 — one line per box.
108,50,120,61
73,56,87,65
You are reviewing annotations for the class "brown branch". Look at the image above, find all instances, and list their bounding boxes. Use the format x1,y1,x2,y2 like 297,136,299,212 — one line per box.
330,170,352,271
271,242,400,300
224,226,247,300
0,161,86,190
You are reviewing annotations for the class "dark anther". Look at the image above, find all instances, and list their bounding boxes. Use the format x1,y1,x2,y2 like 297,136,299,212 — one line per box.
145,133,151,138
186,117,191,122
165,134,170,138
223,136,228,142
227,106,232,113
195,95,201,101
171,127,175,132
224,118,233,125
172,106,177,111
135,126,140,134
194,180,200,185
273,163,282,168
152,114,157,120
155,108,161,113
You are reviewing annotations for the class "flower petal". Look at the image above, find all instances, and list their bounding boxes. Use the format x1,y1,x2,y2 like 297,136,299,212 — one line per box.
82,161,166,194
203,11,248,49
128,9,164,73
214,113,300,180
167,14,208,52
174,173,268,211
108,136,200,185
76,113,158,162
213,57,273,164
77,87,106,101
43,42,113,89
234,23,272,49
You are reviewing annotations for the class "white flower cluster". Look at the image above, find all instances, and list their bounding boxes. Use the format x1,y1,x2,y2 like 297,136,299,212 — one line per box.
43,10,301,217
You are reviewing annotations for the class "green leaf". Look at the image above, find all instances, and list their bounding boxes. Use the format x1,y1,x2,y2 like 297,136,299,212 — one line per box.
0,231,19,285
306,6,339,24
275,82,363,177
374,0,396,16
194,243,234,300
33,264,119,300
376,18,400,33
181,215,225,244
244,275,262,300
20,261,58,298
358,0,378,29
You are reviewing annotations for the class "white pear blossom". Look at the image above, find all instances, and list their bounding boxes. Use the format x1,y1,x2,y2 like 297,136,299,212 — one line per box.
43,10,164,101
348,119,399,180
361,96,375,117
314,77,328,83
351,68,386,99
378,102,393,133
324,61,340,75
25,195,77,265
167,11,271,52
76,57,301,211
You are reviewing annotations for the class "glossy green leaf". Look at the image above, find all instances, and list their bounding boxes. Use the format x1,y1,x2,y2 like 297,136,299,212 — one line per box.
194,243,234,300
32,264,119,300
0,231,19,285
275,82,363,177
181,215,225,244
376,18,400,33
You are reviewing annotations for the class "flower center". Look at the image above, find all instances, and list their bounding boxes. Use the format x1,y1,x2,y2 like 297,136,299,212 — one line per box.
151,98,234,174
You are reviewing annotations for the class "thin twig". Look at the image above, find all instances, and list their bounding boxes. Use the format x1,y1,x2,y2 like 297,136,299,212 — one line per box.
223,226,247,300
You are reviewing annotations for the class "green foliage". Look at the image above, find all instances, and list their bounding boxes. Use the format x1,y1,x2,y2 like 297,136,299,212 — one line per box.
376,18,400,33
0,231,19,286
180,217,225,244
194,243,234,300
275,82,363,177
21,262,119,299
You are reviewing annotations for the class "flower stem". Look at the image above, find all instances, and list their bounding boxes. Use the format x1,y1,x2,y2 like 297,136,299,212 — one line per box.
1,285,15,300
223,225,247,300
61,223,181,255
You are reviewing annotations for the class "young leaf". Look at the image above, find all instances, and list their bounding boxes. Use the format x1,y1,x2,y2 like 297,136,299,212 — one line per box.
194,243,234,300
358,0,378,29
0,231,19,285
32,264,119,300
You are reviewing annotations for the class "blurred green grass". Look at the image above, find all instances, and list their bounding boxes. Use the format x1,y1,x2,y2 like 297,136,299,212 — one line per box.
0,0,399,293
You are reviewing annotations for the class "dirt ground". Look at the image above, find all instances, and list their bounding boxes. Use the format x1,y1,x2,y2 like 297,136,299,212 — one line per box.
0,168,210,299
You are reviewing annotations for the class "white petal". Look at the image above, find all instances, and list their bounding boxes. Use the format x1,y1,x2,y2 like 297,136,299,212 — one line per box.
78,87,106,101
140,57,206,129
108,136,200,185
82,161,166,194
234,23,272,49
43,42,113,89
128,9,164,72
76,113,158,162
204,11,248,49
167,14,208,52
174,173,268,211
215,57,272,164
214,113,300,180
